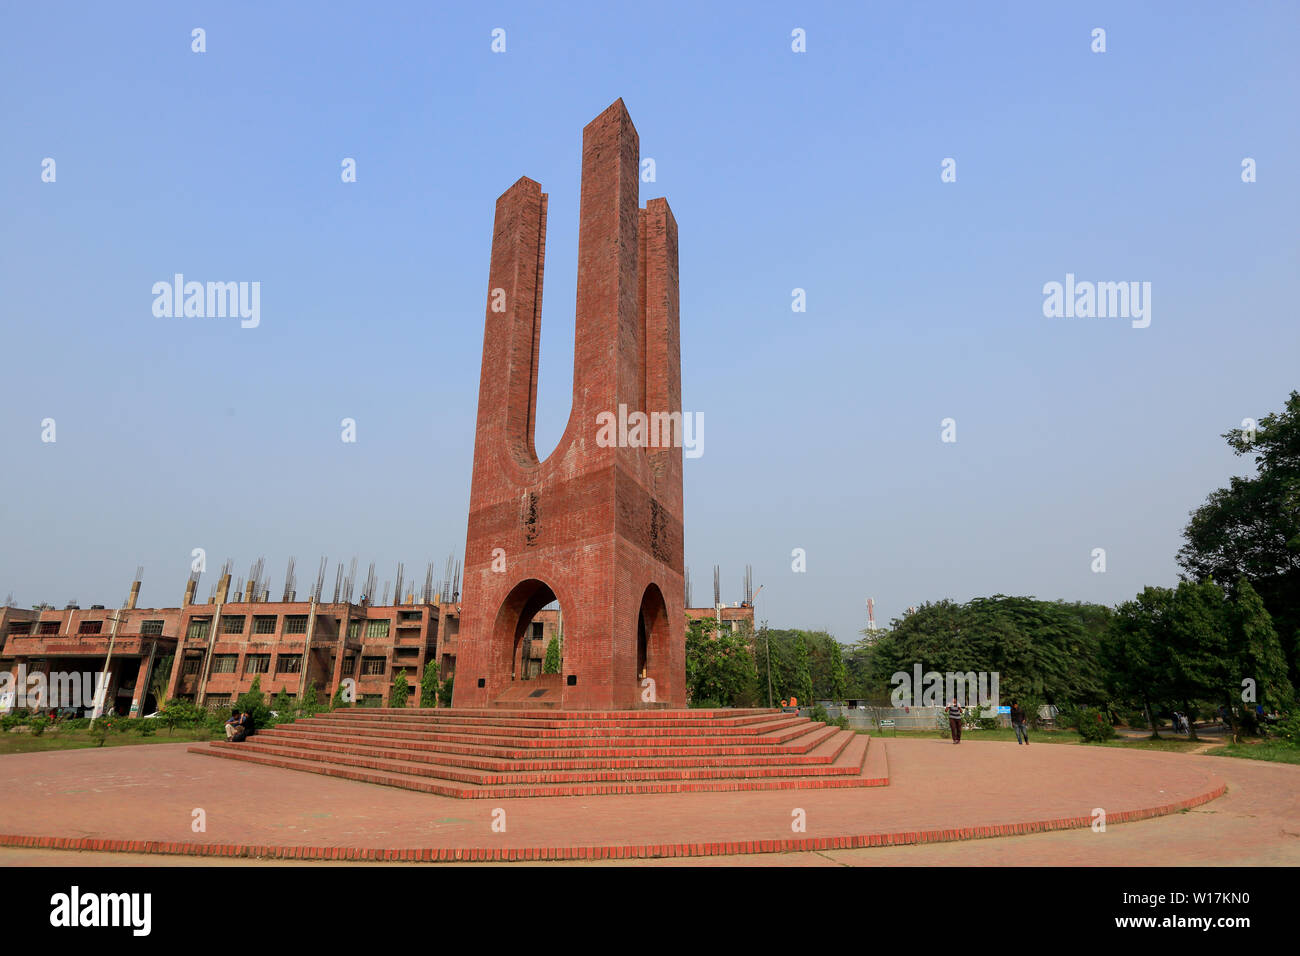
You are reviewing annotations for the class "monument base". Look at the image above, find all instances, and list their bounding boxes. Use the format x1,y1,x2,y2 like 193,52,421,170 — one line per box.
189,707,885,799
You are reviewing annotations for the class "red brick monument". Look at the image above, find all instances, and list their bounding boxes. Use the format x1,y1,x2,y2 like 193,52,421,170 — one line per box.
452,99,686,710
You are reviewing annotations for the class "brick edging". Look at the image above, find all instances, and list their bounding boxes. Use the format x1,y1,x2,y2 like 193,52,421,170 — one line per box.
0,783,1225,862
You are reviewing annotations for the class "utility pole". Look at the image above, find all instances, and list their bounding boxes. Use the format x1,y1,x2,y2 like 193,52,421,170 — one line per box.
93,603,125,719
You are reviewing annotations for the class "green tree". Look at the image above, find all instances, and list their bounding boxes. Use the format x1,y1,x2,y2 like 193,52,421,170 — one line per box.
420,661,439,707
1178,392,1300,687
685,617,758,706
1229,576,1295,714
1165,580,1233,741
391,669,410,708
828,643,847,699
1102,587,1174,738
543,635,561,675
301,682,319,716
790,634,813,705
330,683,346,710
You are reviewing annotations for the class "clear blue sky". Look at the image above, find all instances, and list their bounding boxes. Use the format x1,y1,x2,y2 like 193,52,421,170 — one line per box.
2,1,1297,643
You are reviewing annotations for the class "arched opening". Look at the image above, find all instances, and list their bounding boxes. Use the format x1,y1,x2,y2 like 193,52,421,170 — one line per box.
492,579,563,686
637,584,670,695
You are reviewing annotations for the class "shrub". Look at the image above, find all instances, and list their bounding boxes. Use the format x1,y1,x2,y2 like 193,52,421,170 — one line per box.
543,636,561,675
419,664,438,708
29,715,49,737
391,670,410,708
272,689,293,716
691,698,722,710
89,718,114,746
236,677,272,728
1076,706,1116,742
157,699,204,733
1019,696,1046,730
1275,712,1300,746
1054,703,1082,731
437,676,454,709
968,704,997,730
810,704,831,724
330,683,348,710
137,720,156,737
301,683,320,716
61,717,91,731
1,714,26,733
937,712,951,739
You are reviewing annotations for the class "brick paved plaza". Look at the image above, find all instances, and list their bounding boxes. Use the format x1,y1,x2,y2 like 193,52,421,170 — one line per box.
6,736,1291,866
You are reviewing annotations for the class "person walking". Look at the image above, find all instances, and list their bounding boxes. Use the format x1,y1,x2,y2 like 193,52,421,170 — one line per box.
946,698,963,744
1010,700,1030,745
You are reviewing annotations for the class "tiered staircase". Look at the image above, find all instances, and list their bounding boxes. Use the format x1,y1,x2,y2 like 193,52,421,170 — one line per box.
188,707,888,798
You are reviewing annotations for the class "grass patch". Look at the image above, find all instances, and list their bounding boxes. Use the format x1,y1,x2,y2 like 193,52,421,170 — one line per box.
864,726,1205,752
1202,740,1300,765
0,727,219,756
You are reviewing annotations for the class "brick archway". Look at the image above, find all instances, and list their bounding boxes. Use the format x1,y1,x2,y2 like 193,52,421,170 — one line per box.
637,584,671,702
492,578,561,683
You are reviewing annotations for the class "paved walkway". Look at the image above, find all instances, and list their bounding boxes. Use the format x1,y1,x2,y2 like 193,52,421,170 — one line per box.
0,736,1243,862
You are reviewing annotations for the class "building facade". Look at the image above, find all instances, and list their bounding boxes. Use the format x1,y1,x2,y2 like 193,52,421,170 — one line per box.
1,572,751,715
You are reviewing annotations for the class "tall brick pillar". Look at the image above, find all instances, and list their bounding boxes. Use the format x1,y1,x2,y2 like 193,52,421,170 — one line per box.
454,99,685,710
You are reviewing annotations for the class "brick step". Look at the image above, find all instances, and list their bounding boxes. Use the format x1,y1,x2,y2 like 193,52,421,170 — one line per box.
290,713,806,739
204,737,866,786
187,738,883,798
251,721,832,755
275,718,823,747
862,732,889,785
250,725,841,761
309,710,783,730
250,723,847,770
232,725,853,778
319,707,780,724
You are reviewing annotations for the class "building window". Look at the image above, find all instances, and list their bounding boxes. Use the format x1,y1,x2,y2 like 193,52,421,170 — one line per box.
398,611,422,623
5,622,33,636
361,656,386,676
206,694,232,710
347,621,361,639
364,619,389,639
245,655,271,674
277,655,302,674
186,618,211,640
221,616,245,635
183,657,202,676
341,656,356,676
38,621,60,635
212,655,238,674
140,620,164,636
78,620,103,635
253,616,277,635
284,615,308,635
